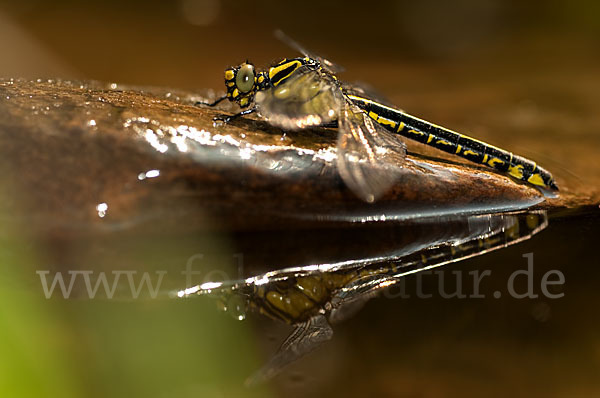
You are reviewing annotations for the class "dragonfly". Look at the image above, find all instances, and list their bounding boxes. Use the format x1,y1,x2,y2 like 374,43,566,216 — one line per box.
199,32,558,202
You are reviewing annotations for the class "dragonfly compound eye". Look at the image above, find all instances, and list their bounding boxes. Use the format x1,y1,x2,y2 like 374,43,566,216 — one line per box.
236,63,255,93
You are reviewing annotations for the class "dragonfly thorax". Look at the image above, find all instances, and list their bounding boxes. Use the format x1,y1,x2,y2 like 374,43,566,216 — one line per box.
267,57,320,88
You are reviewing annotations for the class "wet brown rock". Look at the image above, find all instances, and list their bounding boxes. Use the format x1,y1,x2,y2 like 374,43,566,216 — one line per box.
0,79,550,235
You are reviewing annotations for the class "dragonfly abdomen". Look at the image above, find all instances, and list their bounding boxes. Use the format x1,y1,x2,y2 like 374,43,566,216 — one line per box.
347,94,558,191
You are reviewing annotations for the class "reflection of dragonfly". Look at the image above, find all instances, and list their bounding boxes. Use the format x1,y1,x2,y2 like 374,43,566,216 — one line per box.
199,32,558,202
176,210,548,384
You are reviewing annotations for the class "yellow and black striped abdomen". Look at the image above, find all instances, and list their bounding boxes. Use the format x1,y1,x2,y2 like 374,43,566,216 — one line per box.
347,95,558,191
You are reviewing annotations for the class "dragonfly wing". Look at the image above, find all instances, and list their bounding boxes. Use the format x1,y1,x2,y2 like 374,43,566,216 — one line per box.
337,102,407,202
274,29,344,74
255,67,345,130
341,81,397,110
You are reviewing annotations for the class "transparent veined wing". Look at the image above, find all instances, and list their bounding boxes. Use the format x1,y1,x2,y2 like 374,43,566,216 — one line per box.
274,29,344,74
337,102,407,202
341,82,396,110
256,64,407,202
255,66,345,130
245,314,333,386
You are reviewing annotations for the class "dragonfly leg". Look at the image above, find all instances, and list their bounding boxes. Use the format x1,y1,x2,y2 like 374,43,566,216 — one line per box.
320,120,339,128
214,108,256,124
195,95,227,107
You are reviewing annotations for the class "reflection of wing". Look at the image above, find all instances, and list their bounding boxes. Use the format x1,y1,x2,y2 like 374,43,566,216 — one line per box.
274,29,344,74
337,103,407,202
245,314,333,386
255,67,345,130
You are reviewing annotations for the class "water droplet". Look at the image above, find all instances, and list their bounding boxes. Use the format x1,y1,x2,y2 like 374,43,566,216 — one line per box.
216,299,227,312
227,295,247,321
88,119,97,127
138,169,160,180
96,202,108,218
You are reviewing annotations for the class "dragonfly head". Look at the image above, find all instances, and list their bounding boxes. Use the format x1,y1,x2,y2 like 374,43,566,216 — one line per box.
224,62,269,108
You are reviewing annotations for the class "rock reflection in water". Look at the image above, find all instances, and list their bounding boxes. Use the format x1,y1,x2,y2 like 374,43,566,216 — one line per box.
177,210,548,383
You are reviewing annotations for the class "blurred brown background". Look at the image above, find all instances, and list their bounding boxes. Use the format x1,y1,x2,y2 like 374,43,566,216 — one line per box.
1,0,598,89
